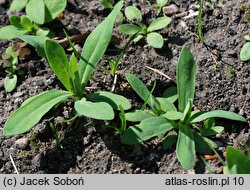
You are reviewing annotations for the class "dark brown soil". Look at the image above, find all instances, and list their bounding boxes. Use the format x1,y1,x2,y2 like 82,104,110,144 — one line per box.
0,0,249,174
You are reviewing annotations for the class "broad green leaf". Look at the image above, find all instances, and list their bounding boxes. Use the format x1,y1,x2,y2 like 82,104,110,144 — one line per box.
45,40,72,92
118,24,141,35
162,131,177,150
19,35,48,57
177,47,196,112
226,146,250,174
121,117,174,145
163,111,184,120
176,124,196,170
203,126,224,136
125,110,154,122
79,1,124,89
156,97,177,112
44,0,67,23
148,16,171,32
124,6,142,21
69,53,82,97
4,75,17,92
0,25,27,40
125,72,160,113
74,98,114,120
10,0,28,11
4,90,73,136
194,132,217,154
20,15,33,31
87,91,131,111
163,86,177,103
157,0,169,7
26,0,45,24
240,42,250,61
190,110,246,123
146,32,164,48
9,16,23,28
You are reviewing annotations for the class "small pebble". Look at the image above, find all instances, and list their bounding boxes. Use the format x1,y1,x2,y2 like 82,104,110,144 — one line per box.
15,138,28,150
163,4,179,16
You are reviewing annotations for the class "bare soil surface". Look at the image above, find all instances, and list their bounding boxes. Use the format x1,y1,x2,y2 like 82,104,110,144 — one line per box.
0,0,249,174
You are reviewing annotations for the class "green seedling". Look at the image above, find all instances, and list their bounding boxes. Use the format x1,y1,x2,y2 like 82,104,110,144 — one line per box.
0,0,67,40
118,5,171,48
121,47,246,170
224,146,250,174
240,32,250,61
3,1,131,136
156,0,169,14
1,47,18,92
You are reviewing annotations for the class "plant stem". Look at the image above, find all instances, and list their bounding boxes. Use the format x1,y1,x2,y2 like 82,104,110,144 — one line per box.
198,0,204,44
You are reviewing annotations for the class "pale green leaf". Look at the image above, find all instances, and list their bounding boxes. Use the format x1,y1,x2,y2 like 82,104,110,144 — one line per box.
10,0,28,11
125,110,154,122
26,0,45,24
146,32,164,48
163,111,184,120
157,0,169,7
4,75,17,92
148,16,171,32
176,124,196,170
87,91,131,110
69,53,82,97
118,24,141,35
177,47,196,112
44,0,67,23
125,6,142,21
190,110,246,123
156,97,177,112
4,90,73,136
0,25,27,40
79,1,124,88
240,42,250,61
74,98,114,120
45,40,72,92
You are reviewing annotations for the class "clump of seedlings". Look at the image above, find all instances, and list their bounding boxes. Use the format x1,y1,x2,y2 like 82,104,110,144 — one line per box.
0,0,67,40
120,47,246,170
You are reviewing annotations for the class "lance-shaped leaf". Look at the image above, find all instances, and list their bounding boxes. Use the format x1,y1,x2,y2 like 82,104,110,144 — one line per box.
0,26,27,40
45,40,73,93
177,47,196,112
75,98,114,120
176,124,196,170
4,90,73,136
125,110,154,122
79,1,124,88
189,110,246,123
194,132,217,154
87,91,131,111
121,117,174,145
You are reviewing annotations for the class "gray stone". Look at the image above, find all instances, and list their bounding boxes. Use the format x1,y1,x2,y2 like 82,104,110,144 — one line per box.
163,4,179,16
15,138,28,150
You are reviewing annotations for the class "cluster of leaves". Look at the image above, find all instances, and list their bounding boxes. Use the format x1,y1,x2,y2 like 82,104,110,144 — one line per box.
0,0,67,40
0,47,18,92
119,47,246,170
4,1,129,135
240,32,250,61
118,6,171,48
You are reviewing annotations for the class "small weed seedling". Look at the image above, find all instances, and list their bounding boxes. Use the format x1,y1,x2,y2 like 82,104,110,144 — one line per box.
99,0,124,22
118,5,171,48
0,0,67,40
224,146,250,174
3,1,131,136
240,32,250,61
120,47,246,170
156,0,169,14
0,47,18,92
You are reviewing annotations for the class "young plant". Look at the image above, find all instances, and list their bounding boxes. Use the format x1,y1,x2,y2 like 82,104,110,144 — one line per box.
99,0,124,22
121,47,246,170
3,1,131,136
118,5,171,48
224,146,250,174
156,0,169,14
0,0,67,40
240,32,250,61
1,47,18,92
